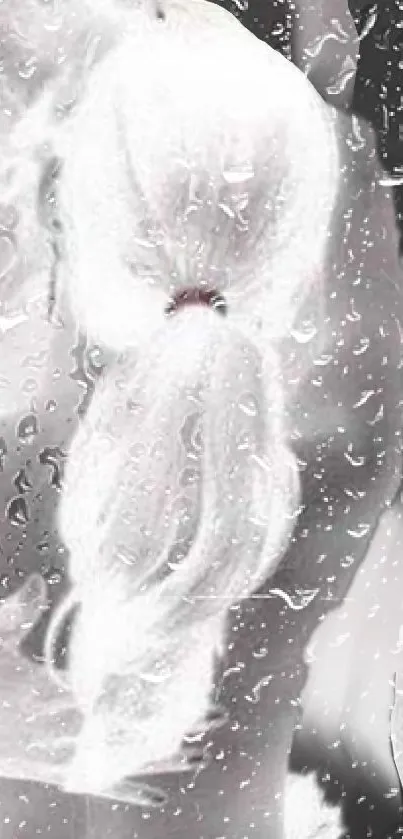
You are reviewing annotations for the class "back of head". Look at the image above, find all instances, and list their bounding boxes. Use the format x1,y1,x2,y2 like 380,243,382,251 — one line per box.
45,0,340,796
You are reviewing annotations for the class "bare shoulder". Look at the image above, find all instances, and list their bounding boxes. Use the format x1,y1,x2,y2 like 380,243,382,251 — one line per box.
292,0,359,108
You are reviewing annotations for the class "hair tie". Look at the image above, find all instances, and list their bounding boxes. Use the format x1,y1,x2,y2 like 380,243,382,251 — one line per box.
165,288,227,318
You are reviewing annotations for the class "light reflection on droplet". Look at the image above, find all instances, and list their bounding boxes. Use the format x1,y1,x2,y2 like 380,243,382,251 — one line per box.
352,337,370,356
346,522,371,539
290,321,318,345
239,393,258,418
326,63,356,96
344,451,366,467
18,55,38,80
353,390,375,409
223,165,254,185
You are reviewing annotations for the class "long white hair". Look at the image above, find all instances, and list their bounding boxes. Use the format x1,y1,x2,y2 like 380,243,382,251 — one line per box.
43,0,340,795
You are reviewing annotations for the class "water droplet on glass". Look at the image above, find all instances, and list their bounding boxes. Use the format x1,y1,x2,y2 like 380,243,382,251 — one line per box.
347,522,371,539
269,587,320,611
139,668,169,685
17,413,39,444
0,436,7,470
22,350,49,371
290,321,318,345
223,164,254,184
313,354,332,371
326,62,356,97
344,451,366,467
239,393,258,418
367,404,384,426
340,555,355,569
110,780,168,809
219,202,235,219
353,390,375,409
87,345,106,375
44,567,63,586
0,573,10,590
43,11,65,34
38,445,66,490
245,674,274,703
22,378,38,395
252,644,268,659
359,8,378,40
45,399,57,413
352,337,370,356
0,233,17,279
36,539,50,554
271,21,285,37
236,430,256,452
179,465,199,487
18,55,38,80
6,496,30,527
14,468,33,494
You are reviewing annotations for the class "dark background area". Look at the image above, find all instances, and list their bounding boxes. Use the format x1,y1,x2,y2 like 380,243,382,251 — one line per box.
212,2,403,837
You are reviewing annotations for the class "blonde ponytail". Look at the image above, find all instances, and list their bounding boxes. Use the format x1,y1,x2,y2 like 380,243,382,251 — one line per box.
44,0,339,797
49,304,299,792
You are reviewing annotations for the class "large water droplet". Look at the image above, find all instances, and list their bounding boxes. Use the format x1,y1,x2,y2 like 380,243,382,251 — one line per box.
14,468,33,493
269,587,320,611
17,413,39,444
6,496,30,527
38,445,66,490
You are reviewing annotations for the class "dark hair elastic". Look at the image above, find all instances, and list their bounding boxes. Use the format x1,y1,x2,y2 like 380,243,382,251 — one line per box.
165,288,227,318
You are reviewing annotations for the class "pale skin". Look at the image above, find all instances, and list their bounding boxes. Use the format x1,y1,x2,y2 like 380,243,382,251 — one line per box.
0,3,400,839
292,0,359,110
